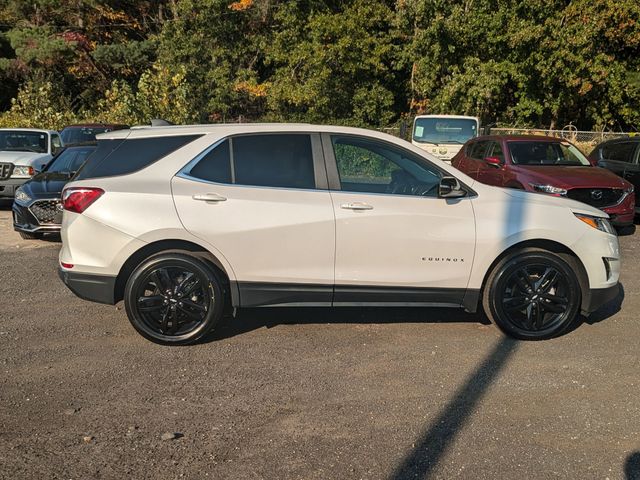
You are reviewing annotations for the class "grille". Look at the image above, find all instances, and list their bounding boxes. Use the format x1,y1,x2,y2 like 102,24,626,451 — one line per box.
29,200,63,225
0,162,12,180
566,188,624,208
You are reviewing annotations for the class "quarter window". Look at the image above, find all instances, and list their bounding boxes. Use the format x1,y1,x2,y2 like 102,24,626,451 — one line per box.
188,140,232,184
187,134,316,190
331,135,441,197
601,142,638,163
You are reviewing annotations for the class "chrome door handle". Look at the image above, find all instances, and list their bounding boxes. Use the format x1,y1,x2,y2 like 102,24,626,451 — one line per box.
192,193,227,202
341,202,373,211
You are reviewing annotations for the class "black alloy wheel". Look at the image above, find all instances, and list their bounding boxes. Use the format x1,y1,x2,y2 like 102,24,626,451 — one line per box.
124,253,224,345
483,249,581,340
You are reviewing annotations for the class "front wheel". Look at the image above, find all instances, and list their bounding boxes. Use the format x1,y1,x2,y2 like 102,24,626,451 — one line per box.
124,253,224,345
483,249,582,340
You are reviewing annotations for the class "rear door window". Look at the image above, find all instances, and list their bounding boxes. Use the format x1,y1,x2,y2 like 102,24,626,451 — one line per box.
186,134,316,190
74,135,202,180
468,141,490,160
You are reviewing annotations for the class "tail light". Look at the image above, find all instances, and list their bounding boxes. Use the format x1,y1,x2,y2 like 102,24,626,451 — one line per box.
62,187,104,213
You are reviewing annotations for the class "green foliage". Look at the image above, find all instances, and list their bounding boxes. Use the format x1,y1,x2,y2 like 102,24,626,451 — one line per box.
0,0,638,130
0,79,78,129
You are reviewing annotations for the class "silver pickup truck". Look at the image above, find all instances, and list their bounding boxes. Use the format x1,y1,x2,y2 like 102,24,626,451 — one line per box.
0,128,63,199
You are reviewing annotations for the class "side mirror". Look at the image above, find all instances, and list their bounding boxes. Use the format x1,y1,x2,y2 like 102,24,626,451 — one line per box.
588,157,599,167
438,176,467,198
484,156,502,168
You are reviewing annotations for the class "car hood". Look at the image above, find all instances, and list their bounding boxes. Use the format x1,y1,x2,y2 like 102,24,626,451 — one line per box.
513,165,628,189
501,186,607,217
0,150,50,166
20,171,72,197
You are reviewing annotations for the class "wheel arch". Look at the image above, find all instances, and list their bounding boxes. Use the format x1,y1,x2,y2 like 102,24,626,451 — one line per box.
464,238,590,314
114,239,239,306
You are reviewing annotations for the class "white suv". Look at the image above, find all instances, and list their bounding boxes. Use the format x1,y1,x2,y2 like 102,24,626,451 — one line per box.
58,124,620,344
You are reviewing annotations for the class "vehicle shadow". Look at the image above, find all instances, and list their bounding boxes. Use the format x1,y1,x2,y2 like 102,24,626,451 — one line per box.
626,451,640,480
205,306,490,343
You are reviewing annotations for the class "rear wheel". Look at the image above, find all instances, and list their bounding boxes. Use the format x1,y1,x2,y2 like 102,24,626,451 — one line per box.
19,231,42,240
483,248,582,340
124,253,224,345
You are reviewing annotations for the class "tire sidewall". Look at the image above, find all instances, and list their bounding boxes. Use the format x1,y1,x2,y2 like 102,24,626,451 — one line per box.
124,254,224,345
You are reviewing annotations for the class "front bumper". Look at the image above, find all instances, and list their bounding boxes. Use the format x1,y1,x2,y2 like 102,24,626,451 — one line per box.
13,198,62,234
0,178,28,198
582,283,620,315
603,192,635,227
58,267,117,305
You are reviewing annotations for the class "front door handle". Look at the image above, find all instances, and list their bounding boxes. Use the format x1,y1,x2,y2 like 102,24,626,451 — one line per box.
192,193,227,203
341,202,373,211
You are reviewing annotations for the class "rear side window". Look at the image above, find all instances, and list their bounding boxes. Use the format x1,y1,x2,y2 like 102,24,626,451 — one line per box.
186,134,315,190
74,135,202,180
601,142,638,163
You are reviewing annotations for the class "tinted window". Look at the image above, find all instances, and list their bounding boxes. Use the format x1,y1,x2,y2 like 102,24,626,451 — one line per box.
188,140,232,183
468,141,490,160
601,142,637,163
332,135,441,197
61,127,113,144
75,135,202,180
232,134,314,189
47,146,96,173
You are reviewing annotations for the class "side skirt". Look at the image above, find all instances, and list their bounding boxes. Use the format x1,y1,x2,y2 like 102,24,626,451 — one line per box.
235,281,479,311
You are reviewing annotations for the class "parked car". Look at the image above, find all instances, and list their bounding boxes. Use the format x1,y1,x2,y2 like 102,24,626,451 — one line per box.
59,124,620,345
451,135,635,228
411,115,479,162
588,137,640,216
0,128,63,200
13,143,97,239
60,123,128,145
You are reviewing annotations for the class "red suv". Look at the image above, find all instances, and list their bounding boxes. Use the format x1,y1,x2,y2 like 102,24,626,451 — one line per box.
451,135,635,228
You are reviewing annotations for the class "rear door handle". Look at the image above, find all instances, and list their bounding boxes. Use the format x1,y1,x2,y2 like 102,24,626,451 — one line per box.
192,193,227,203
341,202,373,211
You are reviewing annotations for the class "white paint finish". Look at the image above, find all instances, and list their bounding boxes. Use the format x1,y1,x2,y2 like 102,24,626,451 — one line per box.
61,123,621,299
331,191,475,288
171,176,336,285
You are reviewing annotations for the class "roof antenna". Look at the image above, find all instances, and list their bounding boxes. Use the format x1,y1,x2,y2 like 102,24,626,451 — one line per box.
150,118,174,127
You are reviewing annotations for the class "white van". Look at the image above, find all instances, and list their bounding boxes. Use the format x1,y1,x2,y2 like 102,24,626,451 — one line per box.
412,115,480,162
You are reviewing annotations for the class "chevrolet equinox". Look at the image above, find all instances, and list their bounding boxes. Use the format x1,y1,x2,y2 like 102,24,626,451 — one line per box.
59,124,621,344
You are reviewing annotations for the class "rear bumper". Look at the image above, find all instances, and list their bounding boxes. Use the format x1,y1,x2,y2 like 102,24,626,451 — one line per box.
582,283,621,315
58,267,116,305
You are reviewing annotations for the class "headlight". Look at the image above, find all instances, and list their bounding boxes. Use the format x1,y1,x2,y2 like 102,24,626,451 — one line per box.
14,188,32,205
574,213,616,235
530,183,567,195
11,166,35,178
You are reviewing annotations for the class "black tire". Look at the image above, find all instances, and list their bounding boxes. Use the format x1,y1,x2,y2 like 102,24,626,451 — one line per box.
482,248,582,340
124,253,224,345
19,231,42,240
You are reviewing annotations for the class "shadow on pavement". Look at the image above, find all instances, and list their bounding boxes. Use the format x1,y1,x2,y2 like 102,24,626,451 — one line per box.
389,336,519,479
626,452,640,480
207,306,490,342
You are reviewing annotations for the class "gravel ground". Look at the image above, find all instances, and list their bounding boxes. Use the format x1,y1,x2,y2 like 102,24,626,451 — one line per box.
1,205,639,480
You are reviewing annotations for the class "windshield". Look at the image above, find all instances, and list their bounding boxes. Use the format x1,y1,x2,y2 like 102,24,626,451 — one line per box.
413,117,478,144
60,127,112,144
0,131,48,154
508,141,590,166
46,146,96,174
